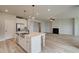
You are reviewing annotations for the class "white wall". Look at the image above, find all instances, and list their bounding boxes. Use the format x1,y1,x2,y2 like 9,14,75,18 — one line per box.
74,17,79,36
28,19,52,33
41,20,52,33
0,13,5,35
41,21,46,33
52,18,74,35
33,22,39,32
56,7,79,36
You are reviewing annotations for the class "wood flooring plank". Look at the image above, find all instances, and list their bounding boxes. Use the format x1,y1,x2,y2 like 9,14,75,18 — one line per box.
0,34,79,53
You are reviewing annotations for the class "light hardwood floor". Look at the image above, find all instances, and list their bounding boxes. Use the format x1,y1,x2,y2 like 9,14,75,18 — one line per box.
0,39,24,53
42,34,79,53
0,34,79,53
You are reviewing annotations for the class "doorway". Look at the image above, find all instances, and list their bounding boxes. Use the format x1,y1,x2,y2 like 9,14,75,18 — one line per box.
33,22,41,32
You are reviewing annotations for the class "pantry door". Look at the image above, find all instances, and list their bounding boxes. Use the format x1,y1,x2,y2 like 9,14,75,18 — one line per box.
5,19,16,37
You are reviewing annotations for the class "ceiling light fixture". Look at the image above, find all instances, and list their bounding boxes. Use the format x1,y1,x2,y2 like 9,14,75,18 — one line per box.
48,9,51,11
31,5,35,19
50,19,55,22
23,10,27,20
50,19,53,21
49,16,55,22
5,9,8,12
31,5,39,19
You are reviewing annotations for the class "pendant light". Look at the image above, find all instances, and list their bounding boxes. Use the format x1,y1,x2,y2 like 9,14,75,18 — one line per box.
23,10,27,20
32,5,35,19
28,5,39,20
49,16,55,22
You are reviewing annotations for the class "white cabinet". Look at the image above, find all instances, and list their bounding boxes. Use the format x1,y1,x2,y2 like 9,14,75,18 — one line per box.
18,36,27,50
16,32,42,53
16,18,27,27
31,35,41,53
41,33,45,47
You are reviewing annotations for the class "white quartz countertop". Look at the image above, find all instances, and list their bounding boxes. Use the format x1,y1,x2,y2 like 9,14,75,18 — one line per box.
16,32,46,37
16,31,28,34
0,35,13,41
25,32,45,37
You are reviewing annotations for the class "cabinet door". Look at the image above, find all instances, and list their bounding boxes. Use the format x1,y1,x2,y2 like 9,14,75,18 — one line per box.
31,35,41,53
18,37,26,49
18,36,30,52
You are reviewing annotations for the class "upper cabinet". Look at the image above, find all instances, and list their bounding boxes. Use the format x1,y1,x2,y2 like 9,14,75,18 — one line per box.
16,18,27,26
16,18,27,32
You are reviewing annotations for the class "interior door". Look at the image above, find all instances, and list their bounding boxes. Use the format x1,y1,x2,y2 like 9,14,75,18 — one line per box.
5,19,16,37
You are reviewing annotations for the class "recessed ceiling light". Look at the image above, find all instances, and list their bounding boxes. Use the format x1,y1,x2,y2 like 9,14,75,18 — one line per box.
29,16,31,18
48,9,51,11
5,9,8,12
36,12,39,16
32,17,35,19
50,19,53,21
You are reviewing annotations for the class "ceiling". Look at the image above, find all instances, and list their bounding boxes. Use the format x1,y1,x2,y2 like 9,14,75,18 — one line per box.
0,5,77,21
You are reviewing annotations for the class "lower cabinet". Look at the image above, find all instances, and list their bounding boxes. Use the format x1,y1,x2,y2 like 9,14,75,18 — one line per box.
16,34,42,53
31,35,41,53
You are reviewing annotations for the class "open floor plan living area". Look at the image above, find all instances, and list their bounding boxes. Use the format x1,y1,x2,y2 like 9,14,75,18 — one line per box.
0,5,79,53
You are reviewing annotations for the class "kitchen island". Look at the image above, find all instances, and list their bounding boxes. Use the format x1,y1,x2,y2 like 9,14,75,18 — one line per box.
16,32,45,53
